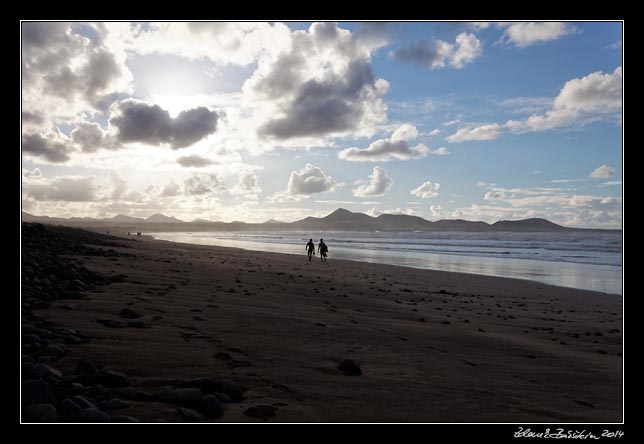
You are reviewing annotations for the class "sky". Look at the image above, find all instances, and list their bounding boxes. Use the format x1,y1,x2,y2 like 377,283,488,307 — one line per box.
21,21,623,228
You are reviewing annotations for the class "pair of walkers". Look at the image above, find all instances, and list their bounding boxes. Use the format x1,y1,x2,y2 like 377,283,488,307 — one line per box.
306,238,328,262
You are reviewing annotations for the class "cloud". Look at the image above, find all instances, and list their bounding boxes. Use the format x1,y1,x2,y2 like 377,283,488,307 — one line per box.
497,22,577,48
109,99,220,149
338,124,431,162
411,181,440,199
447,67,622,142
21,23,133,130
446,123,504,143
24,175,98,202
590,165,616,179
71,122,110,153
287,163,340,196
161,181,181,197
391,32,482,69
235,171,261,193
184,173,226,195
366,207,417,217
22,129,73,163
110,171,128,200
244,22,389,142
477,181,487,187
353,166,393,197
600,181,622,187
177,155,216,167
484,191,506,200
430,205,446,218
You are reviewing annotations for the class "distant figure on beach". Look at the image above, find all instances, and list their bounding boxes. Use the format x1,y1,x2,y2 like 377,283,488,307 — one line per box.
306,238,315,261
318,239,328,262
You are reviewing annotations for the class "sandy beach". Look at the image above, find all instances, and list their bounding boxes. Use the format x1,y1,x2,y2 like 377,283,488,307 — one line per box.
21,224,623,423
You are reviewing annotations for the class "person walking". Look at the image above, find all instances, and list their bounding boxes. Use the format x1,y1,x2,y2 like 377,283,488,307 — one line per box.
318,238,328,262
306,238,315,261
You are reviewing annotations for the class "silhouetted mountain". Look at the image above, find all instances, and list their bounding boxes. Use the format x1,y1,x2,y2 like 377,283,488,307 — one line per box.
108,214,145,223
20,209,613,232
144,213,183,223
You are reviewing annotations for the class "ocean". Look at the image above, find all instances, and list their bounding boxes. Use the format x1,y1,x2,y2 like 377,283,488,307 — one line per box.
150,230,623,295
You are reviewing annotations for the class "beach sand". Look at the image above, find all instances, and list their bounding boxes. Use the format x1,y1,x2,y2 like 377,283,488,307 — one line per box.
22,225,623,423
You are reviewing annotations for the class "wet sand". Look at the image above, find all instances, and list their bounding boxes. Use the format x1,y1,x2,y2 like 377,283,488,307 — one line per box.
25,227,623,422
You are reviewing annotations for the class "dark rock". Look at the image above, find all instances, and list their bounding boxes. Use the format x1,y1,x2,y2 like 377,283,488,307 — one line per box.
75,359,98,376
126,320,147,328
22,334,42,344
78,408,111,423
201,394,224,418
119,308,141,319
177,406,208,422
97,319,127,328
214,352,232,360
71,395,97,410
111,387,154,402
22,403,58,422
111,415,140,422
61,291,87,300
22,379,56,406
33,363,63,383
59,398,83,417
93,369,131,388
338,359,362,376
155,387,204,406
212,379,243,402
43,343,66,357
214,392,233,403
101,398,130,411
61,304,78,310
244,405,277,419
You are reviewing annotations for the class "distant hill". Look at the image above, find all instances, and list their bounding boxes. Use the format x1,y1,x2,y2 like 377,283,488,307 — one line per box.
21,209,614,232
144,213,183,223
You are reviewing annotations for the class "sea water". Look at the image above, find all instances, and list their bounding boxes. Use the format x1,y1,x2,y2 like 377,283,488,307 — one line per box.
150,230,623,295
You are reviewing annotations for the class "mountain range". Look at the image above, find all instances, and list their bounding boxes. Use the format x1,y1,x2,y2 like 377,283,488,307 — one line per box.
21,208,614,232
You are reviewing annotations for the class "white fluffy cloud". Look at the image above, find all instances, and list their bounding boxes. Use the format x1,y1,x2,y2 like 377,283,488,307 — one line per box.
497,22,577,48
411,181,440,199
338,124,433,162
391,32,482,69
590,165,616,179
353,166,393,197
23,175,98,202
272,164,341,202
244,22,389,143
184,173,226,195
447,67,622,143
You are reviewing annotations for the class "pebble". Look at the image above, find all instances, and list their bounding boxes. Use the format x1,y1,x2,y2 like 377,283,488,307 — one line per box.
22,403,58,422
338,359,362,376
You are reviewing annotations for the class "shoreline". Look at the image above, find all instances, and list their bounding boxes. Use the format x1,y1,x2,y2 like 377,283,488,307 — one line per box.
23,224,623,422
147,233,622,297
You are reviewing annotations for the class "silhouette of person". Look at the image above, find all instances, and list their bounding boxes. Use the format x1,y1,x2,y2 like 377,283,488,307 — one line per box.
306,238,315,261
318,238,328,262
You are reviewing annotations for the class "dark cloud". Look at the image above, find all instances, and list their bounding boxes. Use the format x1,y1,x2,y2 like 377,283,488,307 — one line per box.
177,155,216,167
355,22,406,45
71,122,106,153
110,100,219,149
22,133,72,163
258,60,378,139
391,40,447,68
22,111,44,125
184,173,226,195
339,139,429,162
246,22,388,141
24,176,97,201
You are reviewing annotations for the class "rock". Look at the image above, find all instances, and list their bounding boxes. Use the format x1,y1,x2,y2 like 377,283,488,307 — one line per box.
338,359,362,376
111,388,154,402
62,290,87,300
244,405,277,419
177,406,208,422
101,398,130,411
98,320,127,328
59,398,83,418
93,369,131,388
71,395,97,410
75,359,98,376
126,320,147,328
111,415,140,422
176,377,217,393
119,308,141,319
214,392,233,403
61,304,78,310
43,343,66,358
33,363,63,383
214,352,232,360
201,394,224,418
22,403,58,422
155,387,204,406
212,379,243,402
22,379,56,406
78,407,111,423
22,334,42,344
